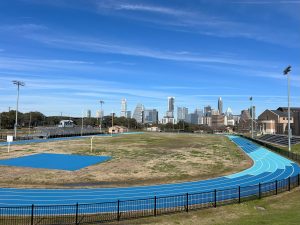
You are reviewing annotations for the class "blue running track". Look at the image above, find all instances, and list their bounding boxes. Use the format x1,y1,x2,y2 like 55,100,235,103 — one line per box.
0,135,299,214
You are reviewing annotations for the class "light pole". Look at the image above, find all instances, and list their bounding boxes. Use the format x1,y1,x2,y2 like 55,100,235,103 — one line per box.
250,96,254,139
99,100,104,133
284,65,292,151
12,80,25,140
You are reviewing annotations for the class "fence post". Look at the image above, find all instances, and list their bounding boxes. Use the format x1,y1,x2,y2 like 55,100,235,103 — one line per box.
186,193,189,212
276,180,278,195
214,189,217,208
288,177,291,191
238,186,241,203
31,204,34,225
258,183,261,199
117,200,120,221
75,202,79,225
154,196,157,216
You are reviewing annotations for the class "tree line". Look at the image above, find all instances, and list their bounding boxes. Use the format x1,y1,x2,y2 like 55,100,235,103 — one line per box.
0,111,230,133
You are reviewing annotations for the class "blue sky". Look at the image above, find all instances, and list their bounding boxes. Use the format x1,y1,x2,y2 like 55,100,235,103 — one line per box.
0,0,299,118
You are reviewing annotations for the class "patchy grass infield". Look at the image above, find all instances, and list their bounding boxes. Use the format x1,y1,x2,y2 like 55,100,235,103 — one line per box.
0,133,251,188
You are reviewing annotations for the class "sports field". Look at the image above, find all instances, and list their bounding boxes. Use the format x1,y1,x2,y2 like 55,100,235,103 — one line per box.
0,133,250,188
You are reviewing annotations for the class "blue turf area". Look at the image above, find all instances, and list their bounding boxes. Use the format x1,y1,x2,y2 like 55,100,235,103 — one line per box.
0,153,111,171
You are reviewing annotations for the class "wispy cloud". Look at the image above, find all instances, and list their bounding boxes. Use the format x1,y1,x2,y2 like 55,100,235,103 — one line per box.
114,3,186,16
231,0,300,4
0,23,47,32
25,33,265,67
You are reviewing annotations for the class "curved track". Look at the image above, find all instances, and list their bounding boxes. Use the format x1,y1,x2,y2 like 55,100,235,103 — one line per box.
0,135,299,207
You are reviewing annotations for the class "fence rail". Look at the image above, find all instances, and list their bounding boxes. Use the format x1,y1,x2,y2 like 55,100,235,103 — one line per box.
0,174,299,225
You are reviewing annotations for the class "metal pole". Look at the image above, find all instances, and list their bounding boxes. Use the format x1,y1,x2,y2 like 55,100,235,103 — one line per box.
12,81,25,140
14,84,20,139
288,73,291,151
251,98,254,139
99,100,104,133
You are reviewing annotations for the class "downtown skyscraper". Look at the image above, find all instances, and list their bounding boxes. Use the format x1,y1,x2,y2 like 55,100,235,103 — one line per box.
218,97,223,115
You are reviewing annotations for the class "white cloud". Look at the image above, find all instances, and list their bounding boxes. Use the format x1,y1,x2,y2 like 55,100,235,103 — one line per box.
114,4,187,16
26,34,264,67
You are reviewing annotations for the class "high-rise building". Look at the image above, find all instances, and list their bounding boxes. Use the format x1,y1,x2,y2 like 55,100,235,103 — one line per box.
186,113,199,125
204,105,212,117
86,109,91,118
163,97,175,124
142,109,158,124
132,103,144,123
218,97,223,115
168,97,175,113
120,98,127,117
126,111,131,119
177,107,188,122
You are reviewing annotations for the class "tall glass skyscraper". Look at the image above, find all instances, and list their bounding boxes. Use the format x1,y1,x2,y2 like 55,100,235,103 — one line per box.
132,103,144,123
120,98,127,117
218,97,223,115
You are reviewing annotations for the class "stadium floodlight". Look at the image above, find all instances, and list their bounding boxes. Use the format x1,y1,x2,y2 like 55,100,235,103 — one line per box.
283,65,292,151
12,80,25,140
99,100,104,133
250,96,254,139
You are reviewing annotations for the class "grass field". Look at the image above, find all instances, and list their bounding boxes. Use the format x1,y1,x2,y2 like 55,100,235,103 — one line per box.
0,133,251,188
111,187,300,225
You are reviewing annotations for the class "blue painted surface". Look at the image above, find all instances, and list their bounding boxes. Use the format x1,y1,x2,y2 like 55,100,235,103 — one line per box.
0,135,299,212
0,153,111,171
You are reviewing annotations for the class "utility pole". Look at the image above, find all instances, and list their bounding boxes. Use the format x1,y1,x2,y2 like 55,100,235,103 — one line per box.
250,97,254,139
99,100,104,133
12,80,25,140
284,65,292,151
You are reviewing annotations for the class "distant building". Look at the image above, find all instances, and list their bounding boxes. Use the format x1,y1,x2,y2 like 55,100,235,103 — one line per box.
211,115,225,128
227,119,235,126
237,110,252,133
277,107,300,136
162,117,176,124
203,116,212,126
204,105,212,117
132,103,144,123
146,126,161,132
258,109,293,135
177,107,188,122
58,120,74,128
126,111,131,119
168,97,175,116
108,125,128,134
120,99,127,117
86,110,91,118
142,109,158,124
225,107,233,119
163,97,175,124
186,113,199,125
218,97,223,114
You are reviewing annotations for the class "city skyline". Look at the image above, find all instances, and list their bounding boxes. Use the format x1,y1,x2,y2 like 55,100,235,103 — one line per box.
0,0,299,117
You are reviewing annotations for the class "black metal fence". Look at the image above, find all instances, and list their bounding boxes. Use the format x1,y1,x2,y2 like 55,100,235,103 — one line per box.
1,174,300,225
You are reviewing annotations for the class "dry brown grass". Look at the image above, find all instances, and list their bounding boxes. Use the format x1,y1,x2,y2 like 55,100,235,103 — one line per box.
0,133,251,188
